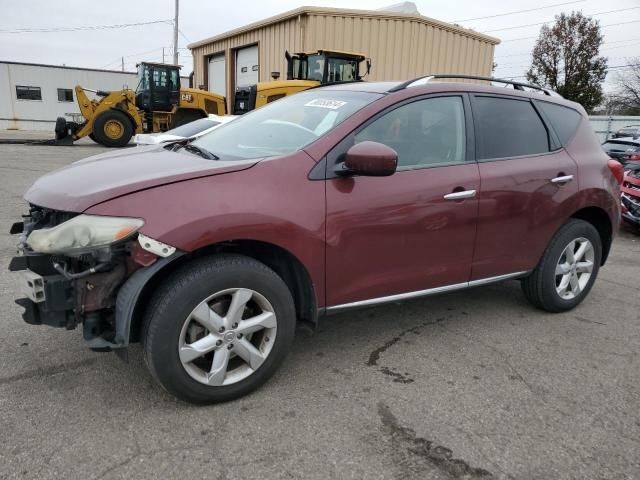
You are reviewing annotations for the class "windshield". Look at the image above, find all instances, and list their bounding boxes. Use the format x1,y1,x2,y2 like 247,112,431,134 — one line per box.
166,118,219,137
193,90,382,160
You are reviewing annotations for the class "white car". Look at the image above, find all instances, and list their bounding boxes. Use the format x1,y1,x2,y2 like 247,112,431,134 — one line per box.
134,115,237,146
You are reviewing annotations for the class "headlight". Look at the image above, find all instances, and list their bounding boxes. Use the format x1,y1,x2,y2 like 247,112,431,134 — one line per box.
27,214,144,254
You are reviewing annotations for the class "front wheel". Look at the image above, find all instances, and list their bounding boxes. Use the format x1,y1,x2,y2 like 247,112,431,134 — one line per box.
521,219,602,312
142,254,296,404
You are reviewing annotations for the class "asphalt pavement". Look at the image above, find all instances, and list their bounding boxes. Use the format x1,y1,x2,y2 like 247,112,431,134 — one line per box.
1,142,639,480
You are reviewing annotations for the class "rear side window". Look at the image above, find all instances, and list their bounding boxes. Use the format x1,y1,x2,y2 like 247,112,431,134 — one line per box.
536,101,582,145
473,96,549,160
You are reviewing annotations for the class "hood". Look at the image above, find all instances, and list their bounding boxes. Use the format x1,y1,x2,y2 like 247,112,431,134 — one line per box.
25,146,259,212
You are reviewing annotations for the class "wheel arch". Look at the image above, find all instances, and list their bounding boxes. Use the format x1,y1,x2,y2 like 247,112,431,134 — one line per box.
124,239,318,345
570,206,613,265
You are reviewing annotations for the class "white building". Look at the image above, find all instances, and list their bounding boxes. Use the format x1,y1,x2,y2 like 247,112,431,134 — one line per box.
0,61,139,131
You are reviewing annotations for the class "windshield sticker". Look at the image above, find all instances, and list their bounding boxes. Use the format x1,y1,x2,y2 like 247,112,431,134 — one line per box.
305,99,347,109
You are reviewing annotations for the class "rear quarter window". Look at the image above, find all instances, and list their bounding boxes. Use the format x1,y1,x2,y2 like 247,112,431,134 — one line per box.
535,101,582,146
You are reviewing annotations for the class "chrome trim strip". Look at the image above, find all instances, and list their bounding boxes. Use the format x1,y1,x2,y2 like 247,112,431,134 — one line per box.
468,271,527,287
325,271,528,313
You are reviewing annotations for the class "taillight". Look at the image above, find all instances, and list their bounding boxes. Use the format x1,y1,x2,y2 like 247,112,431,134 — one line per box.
608,159,624,184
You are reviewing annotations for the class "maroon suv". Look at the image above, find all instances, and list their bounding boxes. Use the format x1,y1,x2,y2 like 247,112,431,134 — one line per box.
10,76,622,403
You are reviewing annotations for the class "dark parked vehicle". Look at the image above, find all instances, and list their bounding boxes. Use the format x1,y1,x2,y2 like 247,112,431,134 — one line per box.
612,125,640,139
10,75,622,403
621,164,640,228
602,138,640,167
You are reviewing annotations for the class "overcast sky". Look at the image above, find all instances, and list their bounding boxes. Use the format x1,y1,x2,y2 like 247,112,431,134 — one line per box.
1,0,638,91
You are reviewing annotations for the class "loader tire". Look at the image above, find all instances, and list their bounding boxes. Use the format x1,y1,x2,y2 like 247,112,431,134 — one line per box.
92,109,134,147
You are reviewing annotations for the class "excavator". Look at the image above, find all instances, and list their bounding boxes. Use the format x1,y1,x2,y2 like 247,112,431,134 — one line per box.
55,62,226,147
233,49,370,114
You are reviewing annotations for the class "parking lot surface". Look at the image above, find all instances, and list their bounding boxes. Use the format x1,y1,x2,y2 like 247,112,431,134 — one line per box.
1,143,639,480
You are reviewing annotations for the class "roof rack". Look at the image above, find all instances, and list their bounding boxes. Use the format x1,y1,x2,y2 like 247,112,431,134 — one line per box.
388,74,561,97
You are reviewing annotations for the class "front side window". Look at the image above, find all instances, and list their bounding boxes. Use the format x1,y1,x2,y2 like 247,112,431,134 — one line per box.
355,96,466,168
473,96,550,160
16,86,41,101
193,90,382,160
136,66,149,93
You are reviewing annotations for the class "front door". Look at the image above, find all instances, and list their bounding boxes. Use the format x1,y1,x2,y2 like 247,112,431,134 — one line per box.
325,95,480,307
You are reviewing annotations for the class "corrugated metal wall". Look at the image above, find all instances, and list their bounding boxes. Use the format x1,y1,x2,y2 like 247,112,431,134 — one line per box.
191,11,497,109
304,13,495,80
192,16,303,99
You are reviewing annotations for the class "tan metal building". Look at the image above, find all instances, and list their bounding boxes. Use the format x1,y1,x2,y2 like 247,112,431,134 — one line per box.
188,6,500,110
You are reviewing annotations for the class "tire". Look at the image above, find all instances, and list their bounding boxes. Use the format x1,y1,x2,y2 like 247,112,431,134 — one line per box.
521,219,602,312
88,133,99,144
92,109,134,147
142,254,296,404
54,117,68,140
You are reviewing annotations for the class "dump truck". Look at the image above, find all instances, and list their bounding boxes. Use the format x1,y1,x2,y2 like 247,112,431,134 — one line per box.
55,62,226,147
233,49,370,114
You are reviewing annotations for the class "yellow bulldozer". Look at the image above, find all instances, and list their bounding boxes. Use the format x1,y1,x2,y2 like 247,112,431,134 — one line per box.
55,62,226,147
233,49,370,114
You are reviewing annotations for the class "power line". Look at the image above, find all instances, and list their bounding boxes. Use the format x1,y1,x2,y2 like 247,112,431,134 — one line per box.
494,63,640,78
0,19,172,34
496,37,640,58
501,19,640,42
452,0,586,23
484,7,640,33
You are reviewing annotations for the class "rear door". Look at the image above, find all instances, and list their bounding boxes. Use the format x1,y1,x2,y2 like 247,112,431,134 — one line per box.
469,94,579,280
325,94,480,307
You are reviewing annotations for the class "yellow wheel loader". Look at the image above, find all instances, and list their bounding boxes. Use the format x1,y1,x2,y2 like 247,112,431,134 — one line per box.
55,62,226,147
233,50,370,114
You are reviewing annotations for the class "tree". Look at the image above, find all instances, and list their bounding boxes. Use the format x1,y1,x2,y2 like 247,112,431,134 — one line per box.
612,59,640,115
526,12,607,112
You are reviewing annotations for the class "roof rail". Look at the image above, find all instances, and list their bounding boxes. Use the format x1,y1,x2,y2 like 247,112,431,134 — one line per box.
388,74,561,97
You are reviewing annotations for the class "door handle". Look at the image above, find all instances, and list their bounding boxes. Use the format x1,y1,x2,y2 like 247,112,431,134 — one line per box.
443,189,476,200
551,174,574,184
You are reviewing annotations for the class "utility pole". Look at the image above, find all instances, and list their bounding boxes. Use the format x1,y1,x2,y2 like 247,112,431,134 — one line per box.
121,56,124,72
173,0,179,65
162,47,165,64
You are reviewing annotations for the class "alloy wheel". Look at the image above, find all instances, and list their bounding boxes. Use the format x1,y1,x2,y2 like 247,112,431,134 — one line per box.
178,288,277,386
554,237,595,300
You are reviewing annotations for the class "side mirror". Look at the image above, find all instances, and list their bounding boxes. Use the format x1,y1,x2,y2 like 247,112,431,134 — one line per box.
336,141,398,177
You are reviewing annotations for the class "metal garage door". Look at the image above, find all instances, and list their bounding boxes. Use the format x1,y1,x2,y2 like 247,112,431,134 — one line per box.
235,45,258,89
208,53,226,97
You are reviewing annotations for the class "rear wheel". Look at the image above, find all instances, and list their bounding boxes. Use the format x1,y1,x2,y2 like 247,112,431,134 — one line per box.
92,109,134,147
142,254,296,404
521,219,602,312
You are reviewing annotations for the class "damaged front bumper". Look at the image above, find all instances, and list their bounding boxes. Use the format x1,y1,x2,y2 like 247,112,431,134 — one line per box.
10,214,182,354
